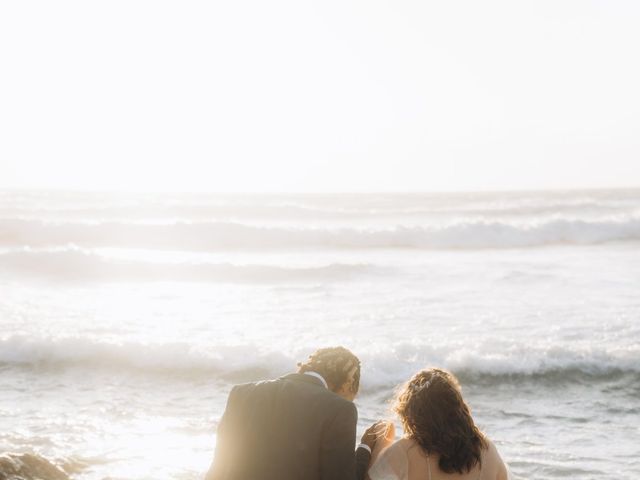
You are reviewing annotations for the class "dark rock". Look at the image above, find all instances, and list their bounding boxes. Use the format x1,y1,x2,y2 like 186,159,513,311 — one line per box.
0,453,70,480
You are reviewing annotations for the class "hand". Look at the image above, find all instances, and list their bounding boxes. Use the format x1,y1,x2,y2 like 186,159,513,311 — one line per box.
360,420,395,450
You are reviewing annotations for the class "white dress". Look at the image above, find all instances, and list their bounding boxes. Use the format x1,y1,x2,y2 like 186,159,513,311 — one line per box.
368,442,410,480
369,441,514,480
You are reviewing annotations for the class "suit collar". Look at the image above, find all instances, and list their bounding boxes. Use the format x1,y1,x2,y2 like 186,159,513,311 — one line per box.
283,372,329,389
303,371,328,388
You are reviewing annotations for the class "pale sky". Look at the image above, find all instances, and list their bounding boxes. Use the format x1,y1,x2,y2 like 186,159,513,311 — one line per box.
1,0,639,193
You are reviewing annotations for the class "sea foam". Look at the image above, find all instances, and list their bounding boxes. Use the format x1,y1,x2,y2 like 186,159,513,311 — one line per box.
2,335,638,387
0,247,375,283
1,216,639,250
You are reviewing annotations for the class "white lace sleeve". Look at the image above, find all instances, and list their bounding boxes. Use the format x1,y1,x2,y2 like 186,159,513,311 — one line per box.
368,442,409,480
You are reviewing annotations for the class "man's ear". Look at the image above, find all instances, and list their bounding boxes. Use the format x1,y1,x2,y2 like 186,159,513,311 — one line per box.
334,366,358,401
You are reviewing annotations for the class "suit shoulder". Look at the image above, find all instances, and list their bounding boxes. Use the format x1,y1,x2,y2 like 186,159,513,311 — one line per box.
322,391,357,418
226,380,265,400
228,382,253,395
229,377,284,398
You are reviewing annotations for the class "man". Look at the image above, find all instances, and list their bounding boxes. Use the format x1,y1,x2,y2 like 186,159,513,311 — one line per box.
205,346,379,480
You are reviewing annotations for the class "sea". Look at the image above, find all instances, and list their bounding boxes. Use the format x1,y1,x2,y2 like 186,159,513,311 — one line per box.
1,189,639,480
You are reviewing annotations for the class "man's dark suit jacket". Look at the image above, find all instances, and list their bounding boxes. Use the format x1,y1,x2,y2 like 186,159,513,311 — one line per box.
205,372,371,480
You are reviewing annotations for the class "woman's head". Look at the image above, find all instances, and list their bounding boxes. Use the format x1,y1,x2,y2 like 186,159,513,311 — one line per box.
394,368,487,474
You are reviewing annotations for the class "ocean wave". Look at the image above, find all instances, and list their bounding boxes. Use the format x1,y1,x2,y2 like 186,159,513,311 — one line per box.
0,248,373,283
2,335,638,387
1,216,640,251
1,199,634,221
0,203,379,221
3,189,639,217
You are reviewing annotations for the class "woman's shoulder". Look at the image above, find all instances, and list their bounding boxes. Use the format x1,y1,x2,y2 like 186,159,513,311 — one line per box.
388,437,425,457
391,437,430,465
370,438,412,480
481,437,501,462
394,437,416,450
480,437,510,480
378,437,414,461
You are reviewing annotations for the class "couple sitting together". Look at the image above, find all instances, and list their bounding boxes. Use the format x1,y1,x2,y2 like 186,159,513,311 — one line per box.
205,346,510,480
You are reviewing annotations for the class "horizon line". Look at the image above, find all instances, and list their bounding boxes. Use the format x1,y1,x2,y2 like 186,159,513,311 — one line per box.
1,185,640,196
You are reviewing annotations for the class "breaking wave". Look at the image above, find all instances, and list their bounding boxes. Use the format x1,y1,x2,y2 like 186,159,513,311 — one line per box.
1,216,640,251
0,248,374,283
2,335,638,388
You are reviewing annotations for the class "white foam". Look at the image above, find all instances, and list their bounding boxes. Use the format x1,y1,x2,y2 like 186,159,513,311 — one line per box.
2,335,638,386
1,216,640,251
0,247,376,283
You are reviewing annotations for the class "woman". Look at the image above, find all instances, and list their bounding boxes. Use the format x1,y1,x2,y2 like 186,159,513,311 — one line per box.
368,368,510,480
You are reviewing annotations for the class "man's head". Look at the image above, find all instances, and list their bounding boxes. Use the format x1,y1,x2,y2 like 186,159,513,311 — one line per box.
297,346,361,401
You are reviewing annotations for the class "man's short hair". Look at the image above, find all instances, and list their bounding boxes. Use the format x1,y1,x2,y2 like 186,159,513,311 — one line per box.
297,346,361,394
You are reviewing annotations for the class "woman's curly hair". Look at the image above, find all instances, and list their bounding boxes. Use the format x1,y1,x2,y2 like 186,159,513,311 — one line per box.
297,346,360,394
394,368,487,474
